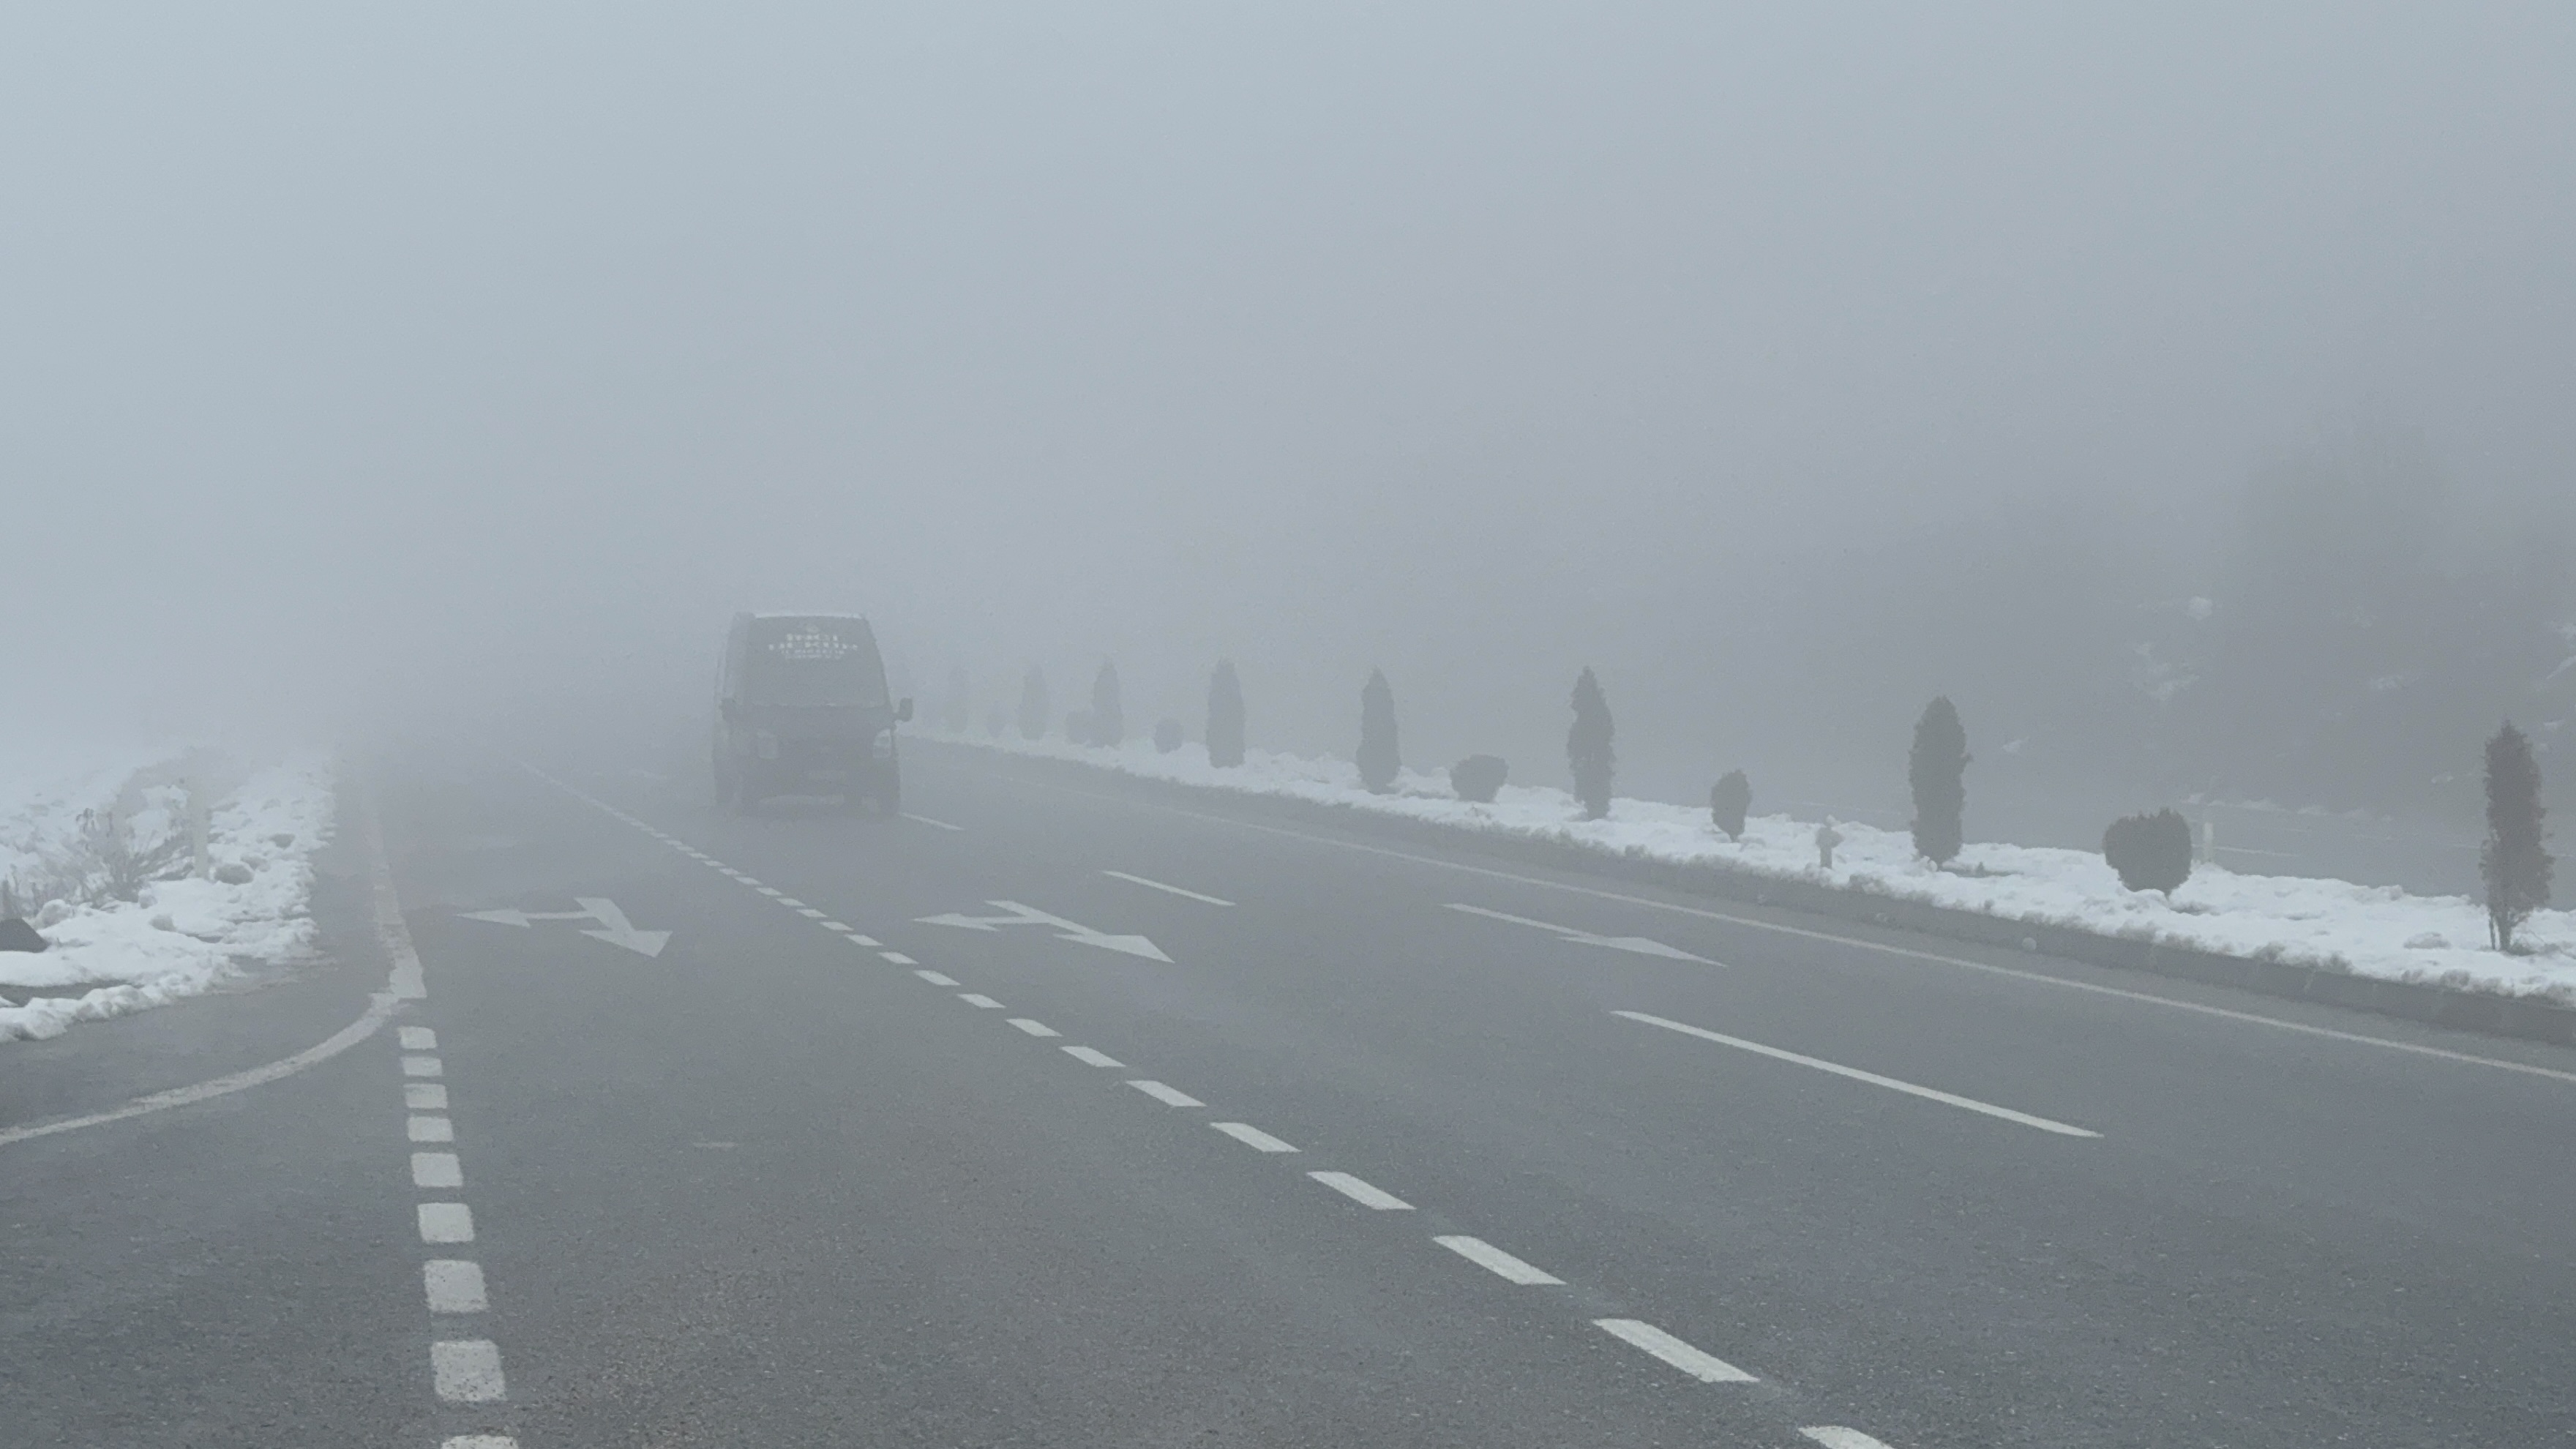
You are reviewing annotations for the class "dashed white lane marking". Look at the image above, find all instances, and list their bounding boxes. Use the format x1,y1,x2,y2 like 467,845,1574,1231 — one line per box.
399,1027,438,1050
915,969,959,986
1127,1079,1203,1107
822,921,853,932
442,1436,520,1448
1614,1010,2100,1138
881,951,916,965
1099,869,1235,907
419,1202,476,1243
1008,1018,1061,1038
1308,1171,1412,1210
796,907,828,919
959,993,1004,1009
1063,1046,1126,1068
755,886,784,898
413,1153,464,1189
402,1055,443,1078
424,1259,489,1314
405,1084,449,1110
408,1115,455,1143
776,897,807,908
431,1338,507,1402
1435,1235,1564,1284
848,934,882,946
1592,1318,1758,1382
1210,1121,1298,1153
904,813,965,831
1800,1429,1896,1449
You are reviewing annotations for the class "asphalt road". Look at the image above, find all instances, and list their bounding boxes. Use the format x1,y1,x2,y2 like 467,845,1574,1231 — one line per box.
7,739,2575,1448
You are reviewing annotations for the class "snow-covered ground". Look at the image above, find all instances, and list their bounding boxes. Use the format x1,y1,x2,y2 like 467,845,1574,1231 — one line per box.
937,730,2576,1003
0,750,336,1044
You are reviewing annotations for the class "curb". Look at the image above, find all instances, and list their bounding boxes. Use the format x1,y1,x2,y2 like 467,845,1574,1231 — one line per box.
924,741,2576,1051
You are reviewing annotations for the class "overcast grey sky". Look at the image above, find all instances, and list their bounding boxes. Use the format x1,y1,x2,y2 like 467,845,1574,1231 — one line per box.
7,5,2572,806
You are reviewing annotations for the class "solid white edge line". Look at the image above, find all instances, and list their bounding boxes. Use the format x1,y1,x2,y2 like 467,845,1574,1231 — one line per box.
423,1259,489,1313
953,764,2576,1087
1127,1079,1203,1107
1434,1234,1563,1284
1008,1018,1060,1038
1592,1318,1758,1382
1099,869,1235,906
1063,1045,1126,1068
1614,1011,2100,1137
1308,1170,1412,1210
1210,1121,1298,1153
1800,1429,1897,1449
430,1338,506,1402
904,813,965,831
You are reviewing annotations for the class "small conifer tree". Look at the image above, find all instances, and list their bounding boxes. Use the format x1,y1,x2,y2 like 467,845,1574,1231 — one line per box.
2482,721,2553,951
1567,667,1615,819
1909,696,1970,866
1206,661,1246,768
943,667,971,734
1710,770,1751,841
2103,809,2194,894
1090,662,1123,747
1017,665,1049,741
1357,669,1400,793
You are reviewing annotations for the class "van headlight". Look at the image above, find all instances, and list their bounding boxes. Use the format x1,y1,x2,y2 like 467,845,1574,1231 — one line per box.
871,729,896,760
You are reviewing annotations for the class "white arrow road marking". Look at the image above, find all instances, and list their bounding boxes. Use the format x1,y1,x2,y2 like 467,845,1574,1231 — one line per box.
1445,903,1710,962
461,898,668,956
914,899,1172,962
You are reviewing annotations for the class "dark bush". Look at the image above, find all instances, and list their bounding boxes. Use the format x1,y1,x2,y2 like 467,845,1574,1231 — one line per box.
1206,660,1246,768
1567,667,1615,818
1154,718,1184,754
1710,769,1751,841
1357,670,1400,793
2483,721,2553,951
1450,755,1508,803
2103,809,2193,894
1090,662,1123,747
1909,696,1969,865
1016,665,1049,741
943,667,971,733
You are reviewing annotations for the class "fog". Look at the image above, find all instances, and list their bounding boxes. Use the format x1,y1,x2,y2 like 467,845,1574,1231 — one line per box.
9,6,2573,871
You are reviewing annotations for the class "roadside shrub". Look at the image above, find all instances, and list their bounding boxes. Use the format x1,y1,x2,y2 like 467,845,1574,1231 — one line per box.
1357,670,1400,793
2103,809,2193,894
1909,696,1969,865
1206,660,1246,768
1710,769,1751,841
1450,755,1508,804
1090,662,1123,747
1567,667,1614,819
1154,718,1184,754
943,667,971,733
2482,721,2553,951
1017,665,1049,741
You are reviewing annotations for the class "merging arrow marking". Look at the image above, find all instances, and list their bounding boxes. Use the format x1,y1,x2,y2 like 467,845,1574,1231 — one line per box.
914,899,1171,962
460,898,668,956
1445,903,1710,963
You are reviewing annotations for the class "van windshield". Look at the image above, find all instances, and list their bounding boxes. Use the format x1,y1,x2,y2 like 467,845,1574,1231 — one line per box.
742,618,888,708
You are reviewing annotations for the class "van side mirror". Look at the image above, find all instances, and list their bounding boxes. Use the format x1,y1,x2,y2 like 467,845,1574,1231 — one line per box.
896,698,915,723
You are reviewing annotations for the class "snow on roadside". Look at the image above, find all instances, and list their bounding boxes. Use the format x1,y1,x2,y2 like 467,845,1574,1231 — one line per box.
0,754,336,1044
936,730,2576,1003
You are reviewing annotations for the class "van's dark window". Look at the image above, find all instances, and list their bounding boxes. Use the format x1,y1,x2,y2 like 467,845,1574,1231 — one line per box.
743,619,887,707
